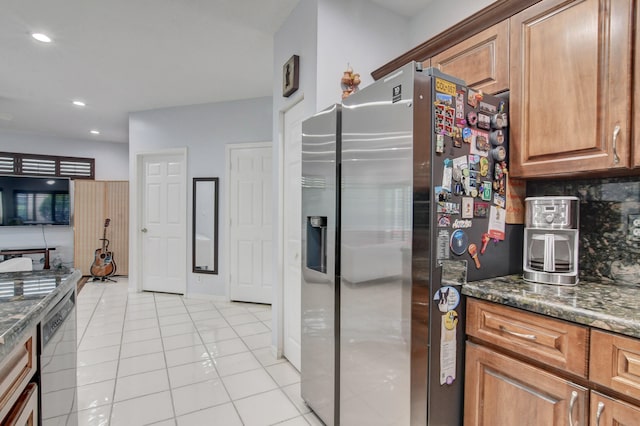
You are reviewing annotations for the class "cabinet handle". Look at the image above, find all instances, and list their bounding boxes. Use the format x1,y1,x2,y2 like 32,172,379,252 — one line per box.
498,325,537,340
568,391,578,426
595,401,605,426
612,124,621,164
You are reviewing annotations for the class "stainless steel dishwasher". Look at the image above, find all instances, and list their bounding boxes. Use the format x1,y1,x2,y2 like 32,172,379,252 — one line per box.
39,287,78,426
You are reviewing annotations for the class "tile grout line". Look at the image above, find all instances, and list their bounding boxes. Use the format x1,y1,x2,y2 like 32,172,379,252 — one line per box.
183,295,246,423
153,292,180,425
77,283,313,425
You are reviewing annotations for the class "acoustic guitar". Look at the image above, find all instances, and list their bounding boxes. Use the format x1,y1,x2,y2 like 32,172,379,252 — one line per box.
90,219,117,278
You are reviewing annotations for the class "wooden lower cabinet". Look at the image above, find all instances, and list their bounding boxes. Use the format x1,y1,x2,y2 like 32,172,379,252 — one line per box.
465,299,640,425
464,342,588,426
3,383,37,426
590,391,640,426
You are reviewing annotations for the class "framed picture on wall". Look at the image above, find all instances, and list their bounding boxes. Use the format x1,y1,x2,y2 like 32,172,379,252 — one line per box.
282,54,299,97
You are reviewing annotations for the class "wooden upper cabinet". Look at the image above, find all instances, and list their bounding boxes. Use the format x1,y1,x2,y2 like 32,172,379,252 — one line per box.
431,20,509,94
509,0,634,177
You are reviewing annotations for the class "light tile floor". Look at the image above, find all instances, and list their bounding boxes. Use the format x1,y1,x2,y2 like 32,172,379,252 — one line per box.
75,278,322,426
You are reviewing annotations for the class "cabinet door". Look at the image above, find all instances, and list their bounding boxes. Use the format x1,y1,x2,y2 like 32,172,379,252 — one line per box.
509,0,633,177
590,391,640,425
431,20,509,94
465,342,588,426
590,329,640,401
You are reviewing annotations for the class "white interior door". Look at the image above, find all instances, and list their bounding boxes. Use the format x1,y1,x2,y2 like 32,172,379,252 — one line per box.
228,143,273,304
283,100,305,371
141,153,187,294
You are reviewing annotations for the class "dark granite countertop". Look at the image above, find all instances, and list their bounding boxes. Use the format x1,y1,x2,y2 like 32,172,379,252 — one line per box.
462,275,640,339
0,268,81,360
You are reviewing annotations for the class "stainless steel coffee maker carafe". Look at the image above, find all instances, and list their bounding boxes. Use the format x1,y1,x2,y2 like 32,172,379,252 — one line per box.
523,196,579,285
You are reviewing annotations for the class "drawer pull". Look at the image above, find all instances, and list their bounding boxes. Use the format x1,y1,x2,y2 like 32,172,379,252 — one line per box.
595,401,605,426
568,391,578,426
499,325,537,341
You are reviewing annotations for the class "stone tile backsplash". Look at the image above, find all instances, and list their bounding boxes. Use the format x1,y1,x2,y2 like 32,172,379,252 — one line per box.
527,176,640,285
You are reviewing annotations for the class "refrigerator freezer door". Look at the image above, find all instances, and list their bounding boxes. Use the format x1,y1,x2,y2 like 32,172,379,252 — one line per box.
301,104,340,426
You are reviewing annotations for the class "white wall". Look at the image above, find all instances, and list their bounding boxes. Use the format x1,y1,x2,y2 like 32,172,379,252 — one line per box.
0,129,129,180
128,96,272,297
316,0,410,109
0,129,128,269
409,0,496,46
270,0,411,354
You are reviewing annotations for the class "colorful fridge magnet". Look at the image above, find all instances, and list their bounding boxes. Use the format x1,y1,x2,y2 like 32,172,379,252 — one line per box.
462,127,472,143
488,206,506,240
479,157,490,177
468,243,481,269
477,113,491,130
461,197,474,219
455,91,466,127
434,286,461,313
449,229,468,255
452,127,462,147
437,229,450,260
440,313,457,385
436,134,445,153
474,201,489,218
480,233,491,254
438,214,451,227
467,89,479,107
481,181,492,201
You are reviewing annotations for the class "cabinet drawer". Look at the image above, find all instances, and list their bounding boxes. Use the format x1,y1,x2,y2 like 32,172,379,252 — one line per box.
590,329,640,402
0,328,37,422
3,383,37,426
466,298,589,377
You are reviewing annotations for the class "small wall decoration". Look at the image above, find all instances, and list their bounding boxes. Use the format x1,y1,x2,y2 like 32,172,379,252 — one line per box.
282,55,299,97
341,64,361,99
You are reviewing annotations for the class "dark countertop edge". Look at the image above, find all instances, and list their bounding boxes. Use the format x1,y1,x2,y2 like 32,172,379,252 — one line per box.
462,279,640,339
0,270,81,359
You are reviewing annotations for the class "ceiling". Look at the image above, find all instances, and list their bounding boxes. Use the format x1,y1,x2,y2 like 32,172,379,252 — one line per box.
0,0,429,144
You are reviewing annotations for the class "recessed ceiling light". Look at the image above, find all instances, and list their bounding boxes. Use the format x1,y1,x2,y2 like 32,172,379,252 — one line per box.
31,33,52,43
90,130,100,135
72,100,86,107
46,180,56,185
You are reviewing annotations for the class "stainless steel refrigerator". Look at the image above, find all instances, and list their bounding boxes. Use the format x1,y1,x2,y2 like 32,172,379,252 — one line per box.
301,62,522,425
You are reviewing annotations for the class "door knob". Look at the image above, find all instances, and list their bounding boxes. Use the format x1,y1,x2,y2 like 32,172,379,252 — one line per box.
141,228,148,233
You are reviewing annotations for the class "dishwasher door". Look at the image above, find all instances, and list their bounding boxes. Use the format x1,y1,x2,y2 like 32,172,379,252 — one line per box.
39,287,77,426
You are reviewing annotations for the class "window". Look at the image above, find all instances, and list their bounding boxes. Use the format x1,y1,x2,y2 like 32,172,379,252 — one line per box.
0,152,94,179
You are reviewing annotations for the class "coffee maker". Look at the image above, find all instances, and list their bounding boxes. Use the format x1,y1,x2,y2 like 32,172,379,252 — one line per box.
523,196,579,285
